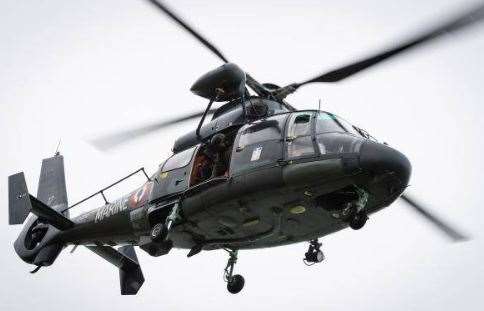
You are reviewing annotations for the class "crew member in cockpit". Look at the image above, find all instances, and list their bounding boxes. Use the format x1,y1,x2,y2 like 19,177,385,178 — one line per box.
206,133,229,178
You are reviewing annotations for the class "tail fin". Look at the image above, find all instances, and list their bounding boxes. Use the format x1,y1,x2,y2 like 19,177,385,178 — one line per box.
37,154,69,217
11,153,73,267
8,154,73,230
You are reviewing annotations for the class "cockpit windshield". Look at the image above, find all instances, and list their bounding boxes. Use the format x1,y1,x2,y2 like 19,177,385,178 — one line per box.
315,112,359,135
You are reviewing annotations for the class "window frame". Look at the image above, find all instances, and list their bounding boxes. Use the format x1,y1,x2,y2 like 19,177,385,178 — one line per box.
284,111,319,160
230,115,288,175
161,146,198,173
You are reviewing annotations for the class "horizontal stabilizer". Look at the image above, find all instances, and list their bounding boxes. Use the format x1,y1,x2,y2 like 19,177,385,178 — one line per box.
7,171,73,230
29,195,74,230
8,172,31,225
87,245,145,295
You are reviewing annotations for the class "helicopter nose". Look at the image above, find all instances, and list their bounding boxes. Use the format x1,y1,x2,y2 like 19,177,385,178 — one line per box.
359,141,411,188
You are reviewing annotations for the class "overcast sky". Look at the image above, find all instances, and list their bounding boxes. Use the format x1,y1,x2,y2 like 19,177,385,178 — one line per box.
1,1,484,310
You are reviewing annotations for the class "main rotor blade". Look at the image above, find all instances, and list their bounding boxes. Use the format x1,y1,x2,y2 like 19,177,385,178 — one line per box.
400,194,468,242
145,0,228,63
144,1,276,99
297,2,484,86
89,110,214,151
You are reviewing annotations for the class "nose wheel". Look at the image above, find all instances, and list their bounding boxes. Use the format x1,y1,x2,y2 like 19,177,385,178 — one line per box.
349,211,368,230
304,239,325,266
223,249,245,294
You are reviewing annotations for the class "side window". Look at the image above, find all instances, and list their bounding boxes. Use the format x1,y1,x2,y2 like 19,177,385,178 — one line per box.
237,120,282,150
286,112,315,159
231,115,287,175
162,147,196,172
151,147,196,200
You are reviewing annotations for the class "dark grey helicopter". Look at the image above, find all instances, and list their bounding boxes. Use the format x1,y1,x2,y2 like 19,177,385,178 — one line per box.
8,0,482,295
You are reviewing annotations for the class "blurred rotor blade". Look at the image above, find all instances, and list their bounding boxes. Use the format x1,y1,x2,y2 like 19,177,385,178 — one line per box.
144,1,274,99
89,109,214,151
400,194,468,242
297,2,484,86
145,0,229,63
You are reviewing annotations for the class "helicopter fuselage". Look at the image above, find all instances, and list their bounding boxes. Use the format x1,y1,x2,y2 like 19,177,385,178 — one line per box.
55,109,411,253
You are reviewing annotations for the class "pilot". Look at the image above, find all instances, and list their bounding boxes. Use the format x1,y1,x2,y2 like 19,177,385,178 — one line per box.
196,154,212,183
206,133,229,178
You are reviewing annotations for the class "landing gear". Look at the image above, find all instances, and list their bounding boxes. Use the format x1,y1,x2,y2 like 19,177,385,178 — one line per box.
227,274,245,294
303,239,325,266
317,185,370,230
345,187,368,230
150,201,181,243
150,223,168,243
349,212,368,230
223,249,245,294
141,201,181,257
347,187,369,230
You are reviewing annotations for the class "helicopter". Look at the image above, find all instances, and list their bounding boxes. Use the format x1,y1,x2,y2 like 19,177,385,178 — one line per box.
7,0,483,295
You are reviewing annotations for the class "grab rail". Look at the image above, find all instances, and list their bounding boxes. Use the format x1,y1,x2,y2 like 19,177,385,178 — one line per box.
61,167,151,213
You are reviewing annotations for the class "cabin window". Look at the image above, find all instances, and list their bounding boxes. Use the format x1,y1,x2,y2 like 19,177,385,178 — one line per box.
286,112,315,159
231,114,287,175
162,146,196,172
237,120,283,150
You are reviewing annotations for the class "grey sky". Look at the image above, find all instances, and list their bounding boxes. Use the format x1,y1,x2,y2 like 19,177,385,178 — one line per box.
1,1,484,310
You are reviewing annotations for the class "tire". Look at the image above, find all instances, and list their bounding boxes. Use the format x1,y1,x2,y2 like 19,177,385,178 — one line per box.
349,212,368,230
227,274,245,294
151,223,168,243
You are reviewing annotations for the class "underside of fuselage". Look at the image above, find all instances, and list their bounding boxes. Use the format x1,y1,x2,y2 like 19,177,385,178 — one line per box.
170,144,410,251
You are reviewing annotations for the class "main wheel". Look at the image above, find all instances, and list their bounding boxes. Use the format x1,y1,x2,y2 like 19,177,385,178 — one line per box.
151,223,168,243
349,212,368,230
227,274,245,294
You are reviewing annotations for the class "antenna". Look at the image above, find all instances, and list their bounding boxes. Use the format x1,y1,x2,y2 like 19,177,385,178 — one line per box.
55,139,62,156
318,99,321,112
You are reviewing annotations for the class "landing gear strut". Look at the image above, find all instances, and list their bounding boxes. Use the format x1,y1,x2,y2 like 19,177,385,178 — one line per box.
303,239,325,266
150,222,168,243
142,202,181,257
347,187,369,230
223,249,245,294
150,201,181,242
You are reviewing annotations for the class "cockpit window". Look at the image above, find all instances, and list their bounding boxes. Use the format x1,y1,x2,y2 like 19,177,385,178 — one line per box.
315,112,358,135
162,146,196,172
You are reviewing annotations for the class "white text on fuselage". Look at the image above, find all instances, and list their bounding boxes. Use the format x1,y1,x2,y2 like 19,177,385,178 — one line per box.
94,197,128,223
